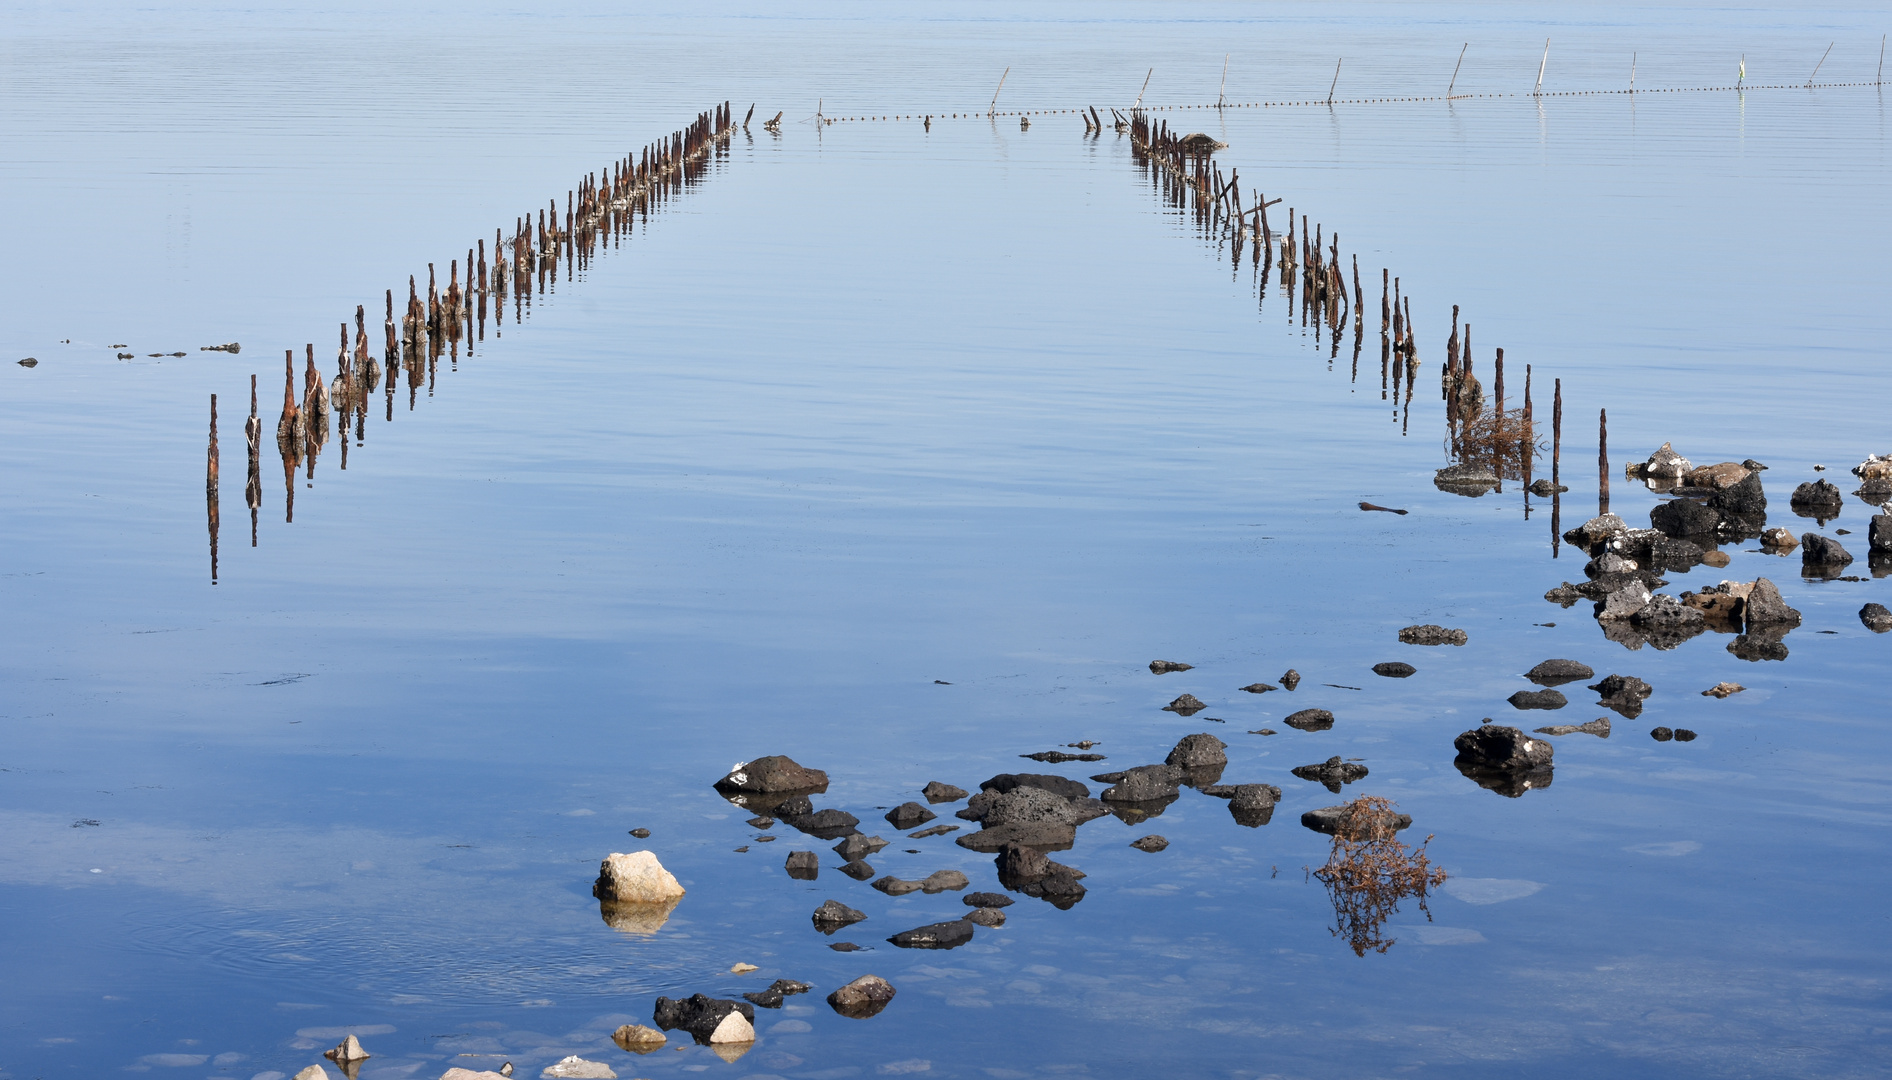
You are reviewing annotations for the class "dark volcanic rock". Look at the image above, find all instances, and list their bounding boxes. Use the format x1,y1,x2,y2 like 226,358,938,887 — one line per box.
1508,689,1568,710
1283,708,1336,732
981,786,1085,827
1165,733,1228,769
884,802,935,830
1791,479,1844,519
781,807,862,840
1149,660,1194,674
827,975,896,1019
1130,835,1169,852
1301,803,1411,836
1651,726,1674,742
1801,533,1854,568
1454,725,1554,770
832,834,888,862
745,816,774,830
1744,578,1802,628
1589,674,1654,718
1861,602,1892,633
1564,513,1629,549
1098,764,1181,803
1291,756,1369,793
1021,750,1107,763
812,899,867,932
1708,471,1767,516
1545,582,1586,607
1872,513,1892,552
1239,682,1278,694
1674,729,1698,742
743,979,812,1009
828,941,865,952
1651,497,1720,538
963,891,1014,908
715,756,829,797
921,781,968,804
1200,783,1282,826
962,907,1006,927
1280,669,1302,690
838,860,876,881
1526,659,1594,686
1399,624,1467,646
1162,693,1208,716
1728,625,1792,662
872,870,969,896
1455,757,1555,797
1628,594,1707,633
653,994,754,1040
1372,662,1417,678
784,851,819,880
980,773,1091,800
955,821,1076,853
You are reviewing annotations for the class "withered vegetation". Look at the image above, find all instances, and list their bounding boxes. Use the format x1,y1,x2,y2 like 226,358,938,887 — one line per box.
1311,795,1447,956
1454,406,1544,483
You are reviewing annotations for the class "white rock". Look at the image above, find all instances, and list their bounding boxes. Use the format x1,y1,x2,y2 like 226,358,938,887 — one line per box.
438,1070,510,1080
540,1056,616,1079
293,1068,332,1080
708,1011,755,1044
594,851,685,904
324,1035,369,1063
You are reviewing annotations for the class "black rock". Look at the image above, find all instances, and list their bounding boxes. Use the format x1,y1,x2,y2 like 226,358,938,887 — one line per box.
1651,726,1674,742
1399,624,1467,646
1801,533,1854,567
1728,625,1792,662
1163,693,1207,715
888,920,975,950
1372,662,1417,678
1743,578,1802,628
1150,660,1194,674
884,802,936,830
1291,756,1369,794
1239,682,1278,694
1790,479,1844,519
1651,498,1719,538
779,807,861,840
812,900,866,933
828,942,865,952
746,816,775,829
1130,835,1168,852
743,988,785,1009
742,979,811,1009
1628,594,1707,633
1508,689,1568,710
1861,602,1892,633
1453,725,1554,770
1545,582,1586,607
832,834,889,861
1020,750,1107,763
1872,513,1892,552
838,860,876,881
1526,659,1594,686
1165,733,1228,769
963,891,1014,908
1674,729,1698,742
1203,783,1282,827
1529,478,1569,496
979,773,1091,800
1589,674,1653,718
1283,708,1335,732
962,907,1006,927
653,994,754,1041
921,781,968,804
784,851,819,880
1280,669,1301,690
954,821,1077,852
1455,757,1555,797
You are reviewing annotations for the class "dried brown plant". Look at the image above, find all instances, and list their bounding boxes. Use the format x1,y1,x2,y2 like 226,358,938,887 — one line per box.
1454,407,1544,483
1311,795,1447,956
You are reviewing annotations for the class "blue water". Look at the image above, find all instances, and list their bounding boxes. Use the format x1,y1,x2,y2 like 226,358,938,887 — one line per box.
3,3,1890,1078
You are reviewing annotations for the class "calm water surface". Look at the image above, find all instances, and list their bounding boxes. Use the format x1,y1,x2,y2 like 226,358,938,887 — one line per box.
3,3,1890,1078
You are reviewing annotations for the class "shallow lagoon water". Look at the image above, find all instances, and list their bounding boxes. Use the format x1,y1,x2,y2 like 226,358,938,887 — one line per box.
3,3,1892,1078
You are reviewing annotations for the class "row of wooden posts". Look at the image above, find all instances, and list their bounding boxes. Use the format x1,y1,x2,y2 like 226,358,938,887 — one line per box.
1123,108,1602,542
205,105,742,581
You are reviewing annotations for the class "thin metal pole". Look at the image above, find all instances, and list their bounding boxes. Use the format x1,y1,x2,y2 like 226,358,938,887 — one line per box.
1448,43,1468,97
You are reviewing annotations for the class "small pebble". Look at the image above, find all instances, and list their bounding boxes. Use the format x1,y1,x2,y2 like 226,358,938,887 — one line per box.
746,816,774,829
1673,729,1698,742
829,942,865,952
629,828,651,838
1248,728,1277,736
1650,727,1673,742
1130,835,1168,852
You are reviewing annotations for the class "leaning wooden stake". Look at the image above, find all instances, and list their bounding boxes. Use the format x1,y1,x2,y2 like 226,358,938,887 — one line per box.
1598,407,1609,515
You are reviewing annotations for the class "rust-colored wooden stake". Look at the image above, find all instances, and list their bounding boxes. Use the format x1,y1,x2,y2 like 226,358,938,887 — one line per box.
1598,408,1610,515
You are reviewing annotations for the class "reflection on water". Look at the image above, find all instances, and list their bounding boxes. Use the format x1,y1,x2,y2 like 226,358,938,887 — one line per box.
1311,796,1446,957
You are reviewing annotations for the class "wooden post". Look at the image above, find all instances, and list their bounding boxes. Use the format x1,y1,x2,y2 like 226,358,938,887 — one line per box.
1494,347,1505,416
1598,408,1610,515
1552,378,1562,488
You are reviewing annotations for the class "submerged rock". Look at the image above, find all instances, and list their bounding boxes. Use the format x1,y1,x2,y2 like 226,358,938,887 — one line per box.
1283,708,1335,732
1149,660,1194,674
324,1035,370,1065
1280,669,1302,690
828,975,897,1019
1701,682,1746,698
1790,479,1845,519
780,807,861,840
1399,624,1467,646
1684,462,1751,489
963,891,1015,908
962,906,1007,927
1239,682,1278,694
1020,750,1106,763
1534,717,1611,737
784,850,819,880
979,773,1091,800
1862,602,1892,633
832,834,889,862
872,870,969,895
838,859,876,881
1372,662,1416,678
812,899,867,931
611,1025,668,1053
1097,764,1182,803
1761,527,1800,550
594,852,685,904
884,802,936,830
1507,689,1567,710
908,823,960,838
1525,659,1594,686
921,781,968,804
1301,803,1411,836
888,920,975,950
1162,693,1207,715
1130,835,1169,852
1529,478,1569,496
1199,783,1281,826
541,1056,616,1079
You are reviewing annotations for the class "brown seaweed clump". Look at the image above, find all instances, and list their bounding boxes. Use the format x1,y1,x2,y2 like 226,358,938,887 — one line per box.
1311,795,1447,956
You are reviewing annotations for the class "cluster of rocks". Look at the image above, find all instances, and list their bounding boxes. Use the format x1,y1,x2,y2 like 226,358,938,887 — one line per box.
1453,724,1554,797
